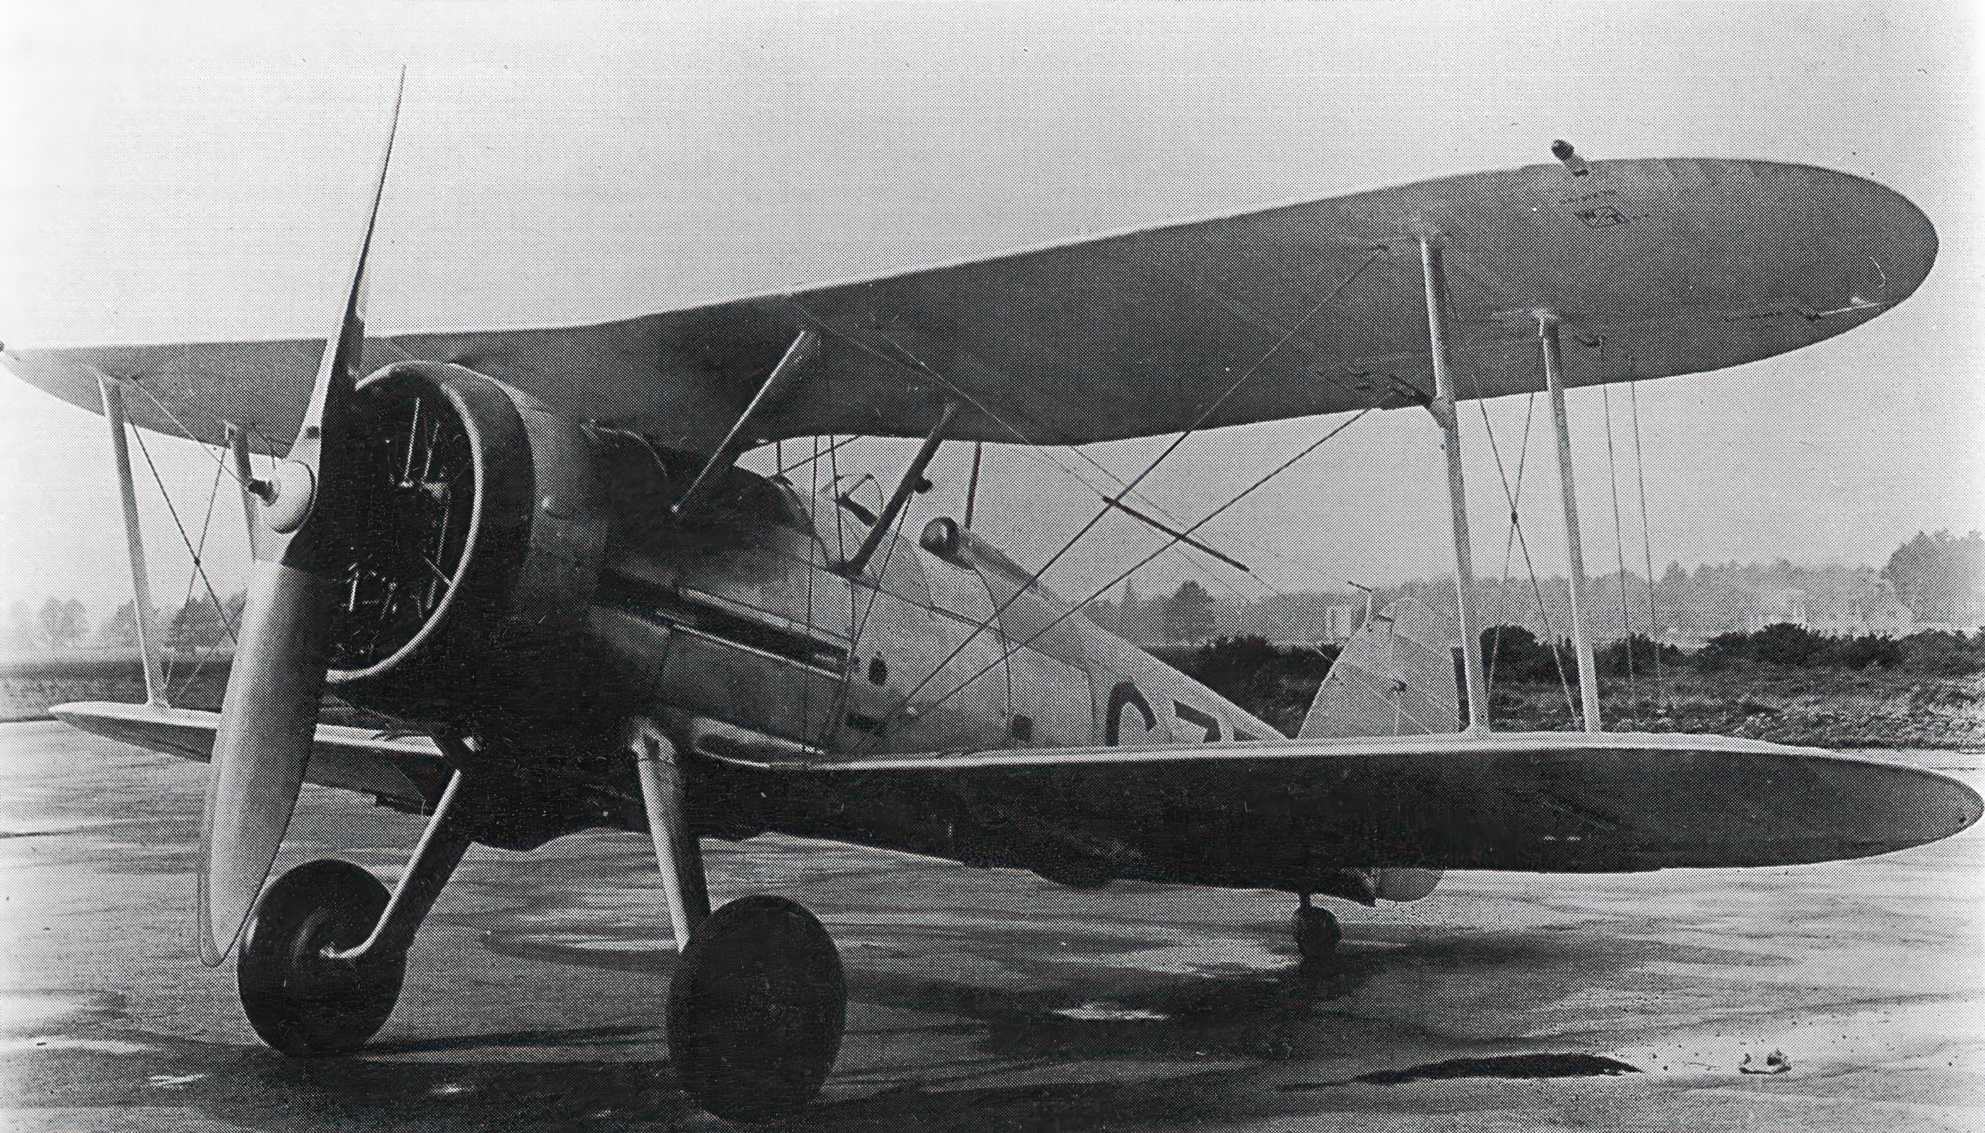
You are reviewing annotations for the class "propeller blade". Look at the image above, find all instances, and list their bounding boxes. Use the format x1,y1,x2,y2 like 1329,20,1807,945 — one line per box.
198,562,331,964
197,70,407,966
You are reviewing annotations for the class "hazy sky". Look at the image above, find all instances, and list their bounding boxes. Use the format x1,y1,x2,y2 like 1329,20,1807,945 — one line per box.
2,2,1980,620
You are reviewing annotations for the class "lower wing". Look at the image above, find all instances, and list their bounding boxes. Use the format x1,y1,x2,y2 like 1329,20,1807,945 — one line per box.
699,731,1982,879
51,701,445,813
54,700,1980,879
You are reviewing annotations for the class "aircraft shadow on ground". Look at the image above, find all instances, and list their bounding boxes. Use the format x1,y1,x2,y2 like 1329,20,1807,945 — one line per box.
166,922,1731,1132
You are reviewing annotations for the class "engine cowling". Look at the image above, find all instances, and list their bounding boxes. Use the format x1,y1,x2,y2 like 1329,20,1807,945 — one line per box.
322,361,648,729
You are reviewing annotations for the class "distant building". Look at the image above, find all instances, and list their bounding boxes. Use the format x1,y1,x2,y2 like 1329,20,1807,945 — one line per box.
1808,595,1913,638
1746,585,1913,637
1745,588,1809,633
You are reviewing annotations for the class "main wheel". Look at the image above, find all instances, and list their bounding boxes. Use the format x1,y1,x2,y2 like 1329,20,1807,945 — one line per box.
667,896,847,1123
1293,903,1341,963
237,858,406,1056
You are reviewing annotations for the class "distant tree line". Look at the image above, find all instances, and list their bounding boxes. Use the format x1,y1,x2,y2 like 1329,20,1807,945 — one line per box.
1086,579,1219,643
1089,533,1985,649
5,593,243,654
1174,620,1985,736
8,598,91,652
1481,622,1985,681
1882,530,1985,625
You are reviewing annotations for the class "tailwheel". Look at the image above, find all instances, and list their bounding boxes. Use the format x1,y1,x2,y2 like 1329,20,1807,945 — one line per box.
1292,896,1341,963
237,859,406,1056
667,895,847,1123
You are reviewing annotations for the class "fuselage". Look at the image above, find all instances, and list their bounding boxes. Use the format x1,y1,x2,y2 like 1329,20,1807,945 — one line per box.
591,460,1279,765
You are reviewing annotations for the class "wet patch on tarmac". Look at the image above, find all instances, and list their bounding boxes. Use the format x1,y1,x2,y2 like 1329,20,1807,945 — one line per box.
1350,1052,1642,1084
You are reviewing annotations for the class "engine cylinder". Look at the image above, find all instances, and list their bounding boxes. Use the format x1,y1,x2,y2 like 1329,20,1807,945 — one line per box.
324,362,639,729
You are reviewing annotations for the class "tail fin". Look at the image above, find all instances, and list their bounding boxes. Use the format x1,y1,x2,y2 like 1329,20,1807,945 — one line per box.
1299,597,1463,739
1297,597,1458,903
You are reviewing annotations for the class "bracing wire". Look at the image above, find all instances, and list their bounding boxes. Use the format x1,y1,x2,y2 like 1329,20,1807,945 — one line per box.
802,248,1388,589
167,451,231,702
1435,247,1578,723
863,408,1374,752
1468,383,1579,721
1627,379,1665,711
1599,384,1637,722
125,378,250,489
130,426,238,647
822,248,1389,735
776,435,856,476
787,321,1312,613
801,430,823,744
1485,394,1537,686
1476,393,1579,723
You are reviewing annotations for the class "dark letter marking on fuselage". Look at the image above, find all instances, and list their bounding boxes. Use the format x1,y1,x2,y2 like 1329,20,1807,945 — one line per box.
1172,700,1222,743
1106,682,1157,746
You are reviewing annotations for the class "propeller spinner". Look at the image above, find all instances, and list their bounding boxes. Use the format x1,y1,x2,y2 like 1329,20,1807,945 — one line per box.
198,72,408,966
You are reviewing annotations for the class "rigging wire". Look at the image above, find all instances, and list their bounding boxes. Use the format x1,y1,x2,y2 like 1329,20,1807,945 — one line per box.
1476,393,1579,722
1484,394,1536,684
801,430,823,746
1599,383,1638,722
130,426,238,647
960,439,1278,606
823,248,1388,733
1627,378,1666,710
776,434,856,476
124,378,250,489
1428,238,1578,723
783,323,1295,612
867,408,1375,751
1476,394,1580,720
798,249,1388,592
167,451,231,701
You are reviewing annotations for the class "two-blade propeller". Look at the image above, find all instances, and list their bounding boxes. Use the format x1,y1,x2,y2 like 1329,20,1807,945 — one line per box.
198,72,406,966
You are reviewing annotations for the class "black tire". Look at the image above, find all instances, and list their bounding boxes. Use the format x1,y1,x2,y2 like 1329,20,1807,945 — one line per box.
1293,904,1341,963
237,858,405,1056
667,895,847,1123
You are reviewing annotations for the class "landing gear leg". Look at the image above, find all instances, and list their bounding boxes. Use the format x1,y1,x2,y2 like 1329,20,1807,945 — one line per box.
238,769,477,1055
1292,892,1341,964
628,720,847,1123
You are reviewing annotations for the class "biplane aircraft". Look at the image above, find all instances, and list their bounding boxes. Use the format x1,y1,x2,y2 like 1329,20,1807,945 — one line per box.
4,91,1978,1123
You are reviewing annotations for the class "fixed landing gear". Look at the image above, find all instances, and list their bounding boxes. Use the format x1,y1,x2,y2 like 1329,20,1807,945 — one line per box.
238,720,853,1124
238,768,477,1057
238,858,405,1054
1293,893,1341,963
667,896,848,1123
628,719,848,1123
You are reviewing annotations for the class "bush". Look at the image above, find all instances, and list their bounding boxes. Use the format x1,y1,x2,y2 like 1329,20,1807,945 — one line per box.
1898,630,1985,676
1594,633,1684,677
1180,636,1335,735
1818,633,1902,671
1748,622,1827,666
1482,625,1570,685
1686,625,1980,674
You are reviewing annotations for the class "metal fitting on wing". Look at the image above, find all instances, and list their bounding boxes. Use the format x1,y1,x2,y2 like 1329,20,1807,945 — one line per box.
1552,139,1590,177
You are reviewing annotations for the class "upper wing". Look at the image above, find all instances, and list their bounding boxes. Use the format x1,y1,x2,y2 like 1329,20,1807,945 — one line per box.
701,730,1981,874
3,158,1935,454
